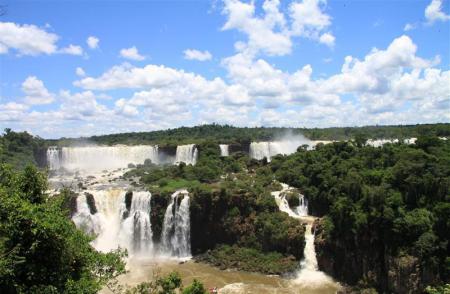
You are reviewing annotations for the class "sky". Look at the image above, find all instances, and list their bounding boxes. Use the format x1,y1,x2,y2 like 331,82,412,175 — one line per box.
0,0,449,139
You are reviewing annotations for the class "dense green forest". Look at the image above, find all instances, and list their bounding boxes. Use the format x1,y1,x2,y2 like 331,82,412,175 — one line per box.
0,129,48,169
50,123,450,146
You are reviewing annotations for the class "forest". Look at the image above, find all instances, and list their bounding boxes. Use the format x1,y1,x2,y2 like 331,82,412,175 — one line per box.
50,123,450,146
0,126,449,293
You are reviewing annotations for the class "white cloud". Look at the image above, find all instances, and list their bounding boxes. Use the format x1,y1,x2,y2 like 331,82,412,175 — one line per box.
76,67,86,77
0,21,83,56
183,49,212,61
222,0,293,56
319,32,335,47
289,0,331,37
120,46,146,61
87,36,99,49
404,23,417,31
221,0,334,57
59,44,83,55
425,0,450,23
0,22,58,55
21,76,55,105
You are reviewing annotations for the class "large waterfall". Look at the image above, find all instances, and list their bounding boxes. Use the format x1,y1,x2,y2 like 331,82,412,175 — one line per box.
161,190,191,258
72,189,154,254
219,144,229,156
175,144,198,165
48,145,159,172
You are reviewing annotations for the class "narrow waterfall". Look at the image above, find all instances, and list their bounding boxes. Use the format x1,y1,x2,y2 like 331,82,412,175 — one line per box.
271,183,336,287
294,224,334,287
121,191,153,254
47,146,61,170
296,194,308,217
219,144,229,156
161,190,191,258
47,145,159,172
72,189,154,254
174,144,198,165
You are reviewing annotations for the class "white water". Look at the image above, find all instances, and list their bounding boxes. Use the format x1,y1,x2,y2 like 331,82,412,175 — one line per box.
366,137,417,147
250,138,313,162
47,146,61,170
219,144,229,157
161,190,191,258
72,189,154,255
174,144,198,165
48,145,159,172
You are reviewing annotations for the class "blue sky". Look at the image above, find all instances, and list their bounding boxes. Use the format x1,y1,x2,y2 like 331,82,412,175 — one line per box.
0,0,449,138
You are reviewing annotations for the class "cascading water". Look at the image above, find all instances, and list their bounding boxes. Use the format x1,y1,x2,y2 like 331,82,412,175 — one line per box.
250,141,307,162
174,144,198,165
47,145,159,172
161,190,191,258
72,189,154,255
271,183,336,288
296,194,308,217
47,146,61,170
219,144,229,156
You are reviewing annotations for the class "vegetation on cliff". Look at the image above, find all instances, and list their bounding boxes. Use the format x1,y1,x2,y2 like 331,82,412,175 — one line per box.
0,129,48,170
271,136,450,292
124,141,306,274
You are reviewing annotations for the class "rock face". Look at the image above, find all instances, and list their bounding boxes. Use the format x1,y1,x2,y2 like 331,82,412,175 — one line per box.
313,218,439,293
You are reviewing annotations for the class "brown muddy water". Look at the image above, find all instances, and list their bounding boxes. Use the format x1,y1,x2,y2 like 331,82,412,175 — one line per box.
104,257,341,294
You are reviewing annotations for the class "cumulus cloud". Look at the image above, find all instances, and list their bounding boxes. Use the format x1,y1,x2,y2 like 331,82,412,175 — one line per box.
87,36,99,49
425,0,450,23
183,49,212,61
120,46,146,61
0,22,83,56
220,0,335,58
22,76,55,105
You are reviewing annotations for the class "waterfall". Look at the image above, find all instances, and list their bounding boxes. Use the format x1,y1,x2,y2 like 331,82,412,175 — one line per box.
161,190,191,258
72,189,153,254
296,194,308,217
174,144,198,165
271,184,308,219
47,146,61,170
219,144,229,156
121,191,153,254
271,183,336,287
250,141,303,162
294,224,334,287
47,145,159,172
250,142,273,161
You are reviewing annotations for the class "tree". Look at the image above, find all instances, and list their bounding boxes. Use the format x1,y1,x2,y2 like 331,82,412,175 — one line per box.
0,164,127,293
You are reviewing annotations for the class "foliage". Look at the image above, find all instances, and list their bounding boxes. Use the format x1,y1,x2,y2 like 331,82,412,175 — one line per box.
0,129,48,170
271,136,450,291
52,123,450,146
0,164,127,293
195,244,298,275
